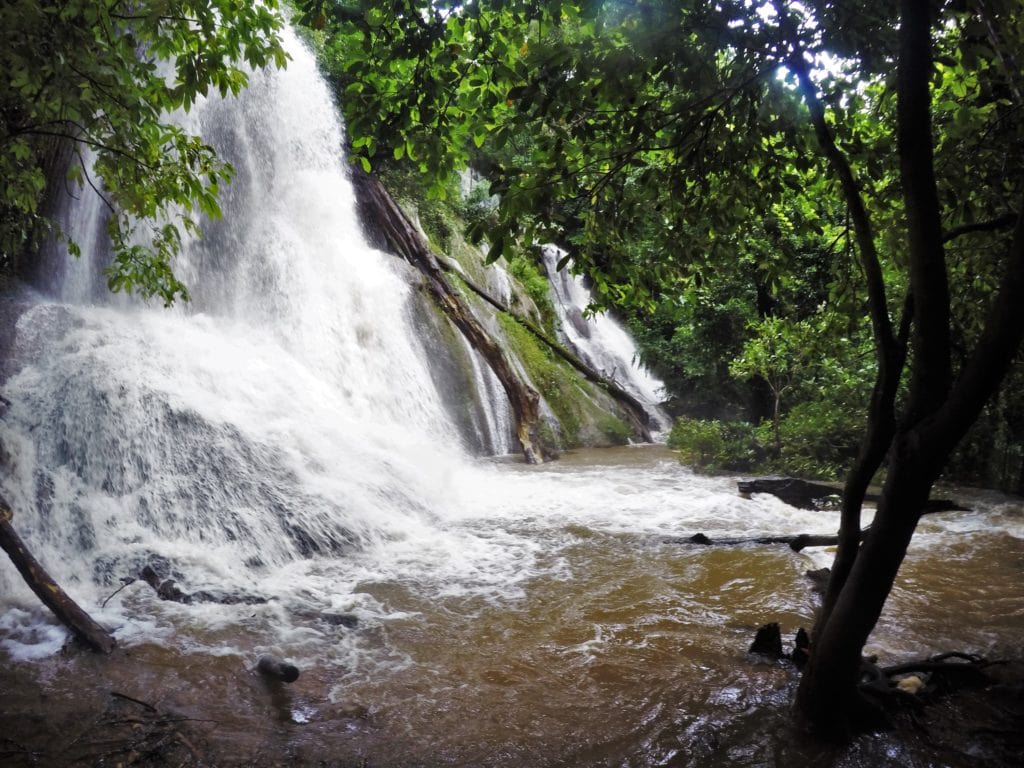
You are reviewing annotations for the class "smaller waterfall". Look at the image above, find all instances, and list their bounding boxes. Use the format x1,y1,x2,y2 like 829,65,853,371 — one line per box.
540,245,670,430
459,335,515,456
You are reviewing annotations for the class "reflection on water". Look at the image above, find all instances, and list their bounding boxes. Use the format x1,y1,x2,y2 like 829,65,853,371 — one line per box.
1,447,1022,767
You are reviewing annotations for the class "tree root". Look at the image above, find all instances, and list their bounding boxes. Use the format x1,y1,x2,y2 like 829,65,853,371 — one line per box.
857,652,997,701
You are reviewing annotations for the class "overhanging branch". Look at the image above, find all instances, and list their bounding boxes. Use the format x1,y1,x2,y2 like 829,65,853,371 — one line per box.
942,212,1018,244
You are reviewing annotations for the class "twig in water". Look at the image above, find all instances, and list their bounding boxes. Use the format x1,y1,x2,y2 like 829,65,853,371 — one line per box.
110,691,158,712
101,576,137,608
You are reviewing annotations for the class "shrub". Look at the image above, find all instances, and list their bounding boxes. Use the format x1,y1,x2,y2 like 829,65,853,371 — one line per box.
668,417,758,471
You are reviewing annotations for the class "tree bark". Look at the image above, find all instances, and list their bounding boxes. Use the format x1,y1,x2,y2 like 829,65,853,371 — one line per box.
350,168,552,463
0,494,116,654
796,455,932,736
774,2,909,640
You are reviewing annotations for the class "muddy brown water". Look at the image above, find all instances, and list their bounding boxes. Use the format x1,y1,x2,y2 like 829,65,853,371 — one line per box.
2,449,1023,767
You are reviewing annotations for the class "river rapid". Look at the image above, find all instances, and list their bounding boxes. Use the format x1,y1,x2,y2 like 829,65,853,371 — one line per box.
2,446,1023,767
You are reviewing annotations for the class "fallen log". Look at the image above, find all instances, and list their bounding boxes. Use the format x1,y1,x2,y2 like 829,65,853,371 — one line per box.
738,477,969,512
351,168,551,464
0,494,116,654
856,652,996,701
257,654,300,683
679,528,868,552
439,262,656,441
737,477,842,509
881,652,995,685
139,564,267,605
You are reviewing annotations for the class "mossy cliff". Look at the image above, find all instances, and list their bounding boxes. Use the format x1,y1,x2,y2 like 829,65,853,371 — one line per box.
364,166,649,457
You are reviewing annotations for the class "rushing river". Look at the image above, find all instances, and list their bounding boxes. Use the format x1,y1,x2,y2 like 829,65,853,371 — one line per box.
1,23,1022,768
1,447,1023,767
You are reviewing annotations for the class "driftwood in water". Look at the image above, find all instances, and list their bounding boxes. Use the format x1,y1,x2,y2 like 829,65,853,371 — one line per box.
438,262,655,441
291,608,359,629
857,652,995,701
0,494,116,654
737,477,843,509
257,654,300,683
139,564,267,606
351,168,550,464
738,476,968,512
881,652,995,688
681,529,867,552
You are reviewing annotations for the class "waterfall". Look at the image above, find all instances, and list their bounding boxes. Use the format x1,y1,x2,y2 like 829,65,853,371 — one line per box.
459,335,515,456
540,245,670,430
0,29,471,637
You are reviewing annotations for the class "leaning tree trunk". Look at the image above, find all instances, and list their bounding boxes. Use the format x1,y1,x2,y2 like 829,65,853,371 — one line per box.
795,452,933,735
350,168,551,463
0,494,116,654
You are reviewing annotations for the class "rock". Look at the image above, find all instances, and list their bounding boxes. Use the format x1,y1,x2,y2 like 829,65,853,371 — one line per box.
897,674,926,694
749,622,784,658
321,613,359,629
331,701,369,719
257,654,300,683
806,567,831,595
791,627,811,668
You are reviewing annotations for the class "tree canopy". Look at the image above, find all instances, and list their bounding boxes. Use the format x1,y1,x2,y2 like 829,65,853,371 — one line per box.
0,0,288,304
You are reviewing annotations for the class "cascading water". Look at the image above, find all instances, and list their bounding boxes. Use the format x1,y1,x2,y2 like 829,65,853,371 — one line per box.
540,244,671,431
1,25,1023,768
0,27,474,655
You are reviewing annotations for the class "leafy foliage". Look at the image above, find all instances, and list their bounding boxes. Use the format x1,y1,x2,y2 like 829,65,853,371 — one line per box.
0,0,288,304
667,416,759,472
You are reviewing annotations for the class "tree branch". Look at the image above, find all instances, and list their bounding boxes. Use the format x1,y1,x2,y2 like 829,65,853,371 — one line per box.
942,212,1018,244
11,127,154,171
927,204,1024,457
773,2,905,633
773,8,896,368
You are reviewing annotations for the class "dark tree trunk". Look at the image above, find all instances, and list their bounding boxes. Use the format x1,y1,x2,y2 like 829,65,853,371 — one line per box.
792,0,1024,736
350,168,552,463
0,495,116,654
796,453,933,735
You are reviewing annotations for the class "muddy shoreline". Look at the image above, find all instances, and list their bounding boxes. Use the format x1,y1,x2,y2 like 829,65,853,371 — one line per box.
3,641,1022,768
